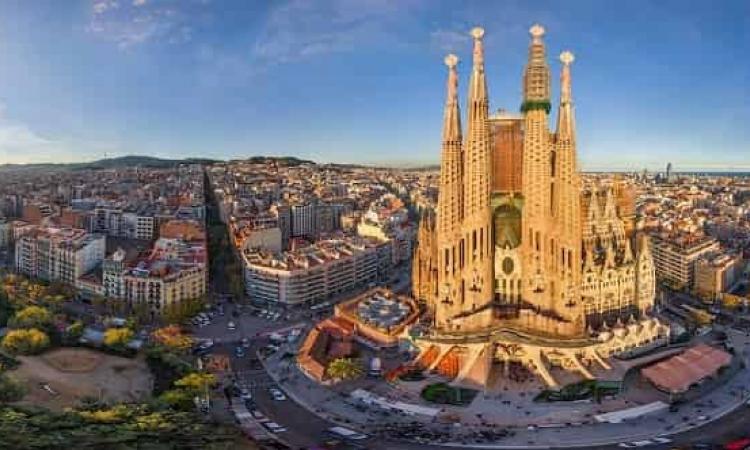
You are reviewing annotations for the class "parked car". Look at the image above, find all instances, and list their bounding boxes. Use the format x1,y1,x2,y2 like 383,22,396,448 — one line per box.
250,410,267,421
263,422,287,433
268,387,286,401
239,388,252,401
227,321,236,331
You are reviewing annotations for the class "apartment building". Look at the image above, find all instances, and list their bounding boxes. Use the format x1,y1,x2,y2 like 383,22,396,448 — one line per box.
243,236,392,305
694,252,744,301
650,233,720,291
122,261,206,313
15,226,105,284
117,220,208,314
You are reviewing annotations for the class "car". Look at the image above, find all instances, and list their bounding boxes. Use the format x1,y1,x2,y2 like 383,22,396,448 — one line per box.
725,437,750,450
618,441,654,448
194,340,214,354
263,422,287,433
327,426,368,441
241,337,251,348
227,321,236,331
239,388,252,400
268,387,286,401
250,410,267,421
235,347,245,358
651,437,671,444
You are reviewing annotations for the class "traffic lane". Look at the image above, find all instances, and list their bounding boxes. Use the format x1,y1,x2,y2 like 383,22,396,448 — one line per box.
250,379,331,448
669,403,749,447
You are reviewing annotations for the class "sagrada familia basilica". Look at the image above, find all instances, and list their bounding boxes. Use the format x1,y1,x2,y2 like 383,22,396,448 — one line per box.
410,25,670,388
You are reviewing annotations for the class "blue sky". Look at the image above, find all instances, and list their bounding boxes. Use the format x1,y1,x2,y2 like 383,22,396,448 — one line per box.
0,0,747,170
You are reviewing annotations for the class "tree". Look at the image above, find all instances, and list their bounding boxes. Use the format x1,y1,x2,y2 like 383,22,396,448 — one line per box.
1,329,50,355
0,292,13,328
103,327,134,348
0,403,242,448
151,326,193,353
325,358,363,381
65,321,84,339
158,389,194,411
162,298,205,325
174,372,216,394
10,306,52,329
0,374,26,403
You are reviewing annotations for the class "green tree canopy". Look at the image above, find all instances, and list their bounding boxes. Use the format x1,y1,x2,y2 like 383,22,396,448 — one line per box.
0,374,26,403
325,358,363,381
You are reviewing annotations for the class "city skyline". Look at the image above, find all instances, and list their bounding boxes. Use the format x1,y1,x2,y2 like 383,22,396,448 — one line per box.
0,0,747,170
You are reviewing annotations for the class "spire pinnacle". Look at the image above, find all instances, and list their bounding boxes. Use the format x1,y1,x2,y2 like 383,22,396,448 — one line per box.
442,54,461,142
468,26,487,103
560,51,574,103
530,24,545,42
556,50,576,139
522,23,550,110
471,26,485,67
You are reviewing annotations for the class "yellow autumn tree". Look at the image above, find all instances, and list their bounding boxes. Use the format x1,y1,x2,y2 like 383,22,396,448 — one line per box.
103,327,134,348
11,306,52,329
151,325,193,352
174,372,216,394
1,328,50,355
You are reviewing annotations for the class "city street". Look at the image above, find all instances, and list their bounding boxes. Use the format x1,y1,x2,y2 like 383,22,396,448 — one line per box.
193,298,750,450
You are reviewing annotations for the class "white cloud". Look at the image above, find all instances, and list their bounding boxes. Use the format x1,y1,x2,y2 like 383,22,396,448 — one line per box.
0,122,64,164
93,0,119,15
429,29,470,54
87,0,203,49
0,104,105,165
252,0,424,65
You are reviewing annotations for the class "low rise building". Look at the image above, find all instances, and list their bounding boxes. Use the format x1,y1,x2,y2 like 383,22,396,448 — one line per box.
333,288,419,348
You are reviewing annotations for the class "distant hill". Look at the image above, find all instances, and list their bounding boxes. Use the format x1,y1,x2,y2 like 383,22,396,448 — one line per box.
0,154,446,172
232,156,316,166
0,155,220,172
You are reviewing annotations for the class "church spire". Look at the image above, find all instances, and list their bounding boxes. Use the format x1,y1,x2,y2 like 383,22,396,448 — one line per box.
459,26,494,328
434,53,466,329
522,24,551,112
437,54,464,241
468,27,488,109
464,27,491,219
442,54,462,143
556,51,576,140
